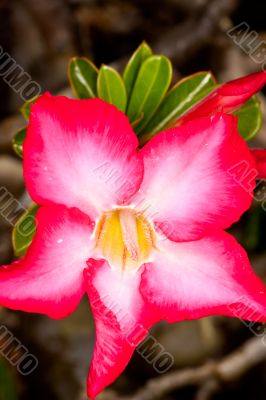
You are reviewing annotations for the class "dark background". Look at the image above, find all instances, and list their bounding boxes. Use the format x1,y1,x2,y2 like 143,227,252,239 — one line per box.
1,0,266,399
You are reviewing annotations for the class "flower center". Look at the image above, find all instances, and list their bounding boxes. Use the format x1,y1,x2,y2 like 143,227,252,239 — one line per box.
94,208,156,271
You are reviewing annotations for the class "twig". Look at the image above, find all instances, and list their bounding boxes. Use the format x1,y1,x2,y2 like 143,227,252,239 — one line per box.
117,336,266,400
154,0,239,65
195,379,220,400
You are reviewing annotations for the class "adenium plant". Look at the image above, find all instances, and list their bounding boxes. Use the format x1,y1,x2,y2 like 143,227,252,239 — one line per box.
2,42,266,398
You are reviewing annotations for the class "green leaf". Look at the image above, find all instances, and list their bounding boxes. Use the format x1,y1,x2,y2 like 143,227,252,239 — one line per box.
126,55,172,133
123,41,152,98
68,57,98,99
140,71,216,142
12,127,27,158
19,96,39,120
132,112,144,128
233,96,262,141
97,65,127,112
12,204,39,257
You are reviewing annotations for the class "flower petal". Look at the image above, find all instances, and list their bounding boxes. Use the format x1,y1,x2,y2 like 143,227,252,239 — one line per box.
132,113,255,242
24,94,143,218
177,71,266,125
251,149,266,179
85,261,156,399
0,205,94,319
140,232,266,323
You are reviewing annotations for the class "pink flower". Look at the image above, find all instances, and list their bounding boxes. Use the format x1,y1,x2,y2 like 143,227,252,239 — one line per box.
176,70,266,179
177,71,266,124
1,94,266,398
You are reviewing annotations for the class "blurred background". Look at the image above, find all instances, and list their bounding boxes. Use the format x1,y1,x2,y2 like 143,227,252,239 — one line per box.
1,0,266,399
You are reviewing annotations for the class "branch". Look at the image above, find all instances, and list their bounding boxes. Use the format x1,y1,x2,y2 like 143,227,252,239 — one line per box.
116,336,266,400
154,0,239,65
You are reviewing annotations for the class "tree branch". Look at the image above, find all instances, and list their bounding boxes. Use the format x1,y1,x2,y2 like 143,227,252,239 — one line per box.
115,336,266,400
154,0,239,65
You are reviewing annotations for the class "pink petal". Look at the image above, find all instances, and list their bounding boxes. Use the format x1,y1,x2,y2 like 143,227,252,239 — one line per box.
251,149,266,179
177,71,266,125
24,94,143,218
85,261,157,399
140,232,266,323
132,113,255,242
0,205,94,319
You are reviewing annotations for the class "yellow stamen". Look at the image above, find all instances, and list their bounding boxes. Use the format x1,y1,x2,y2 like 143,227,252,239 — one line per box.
94,208,156,271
